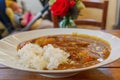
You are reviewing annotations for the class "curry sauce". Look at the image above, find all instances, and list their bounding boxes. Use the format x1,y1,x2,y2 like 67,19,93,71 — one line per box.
17,34,111,70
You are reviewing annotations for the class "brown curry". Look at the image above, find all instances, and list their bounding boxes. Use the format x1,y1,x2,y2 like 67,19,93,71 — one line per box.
17,33,111,70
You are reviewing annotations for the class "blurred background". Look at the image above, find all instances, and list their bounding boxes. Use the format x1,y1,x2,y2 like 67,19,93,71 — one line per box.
0,0,119,38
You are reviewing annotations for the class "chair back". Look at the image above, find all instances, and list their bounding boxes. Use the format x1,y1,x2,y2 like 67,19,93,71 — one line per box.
52,0,109,29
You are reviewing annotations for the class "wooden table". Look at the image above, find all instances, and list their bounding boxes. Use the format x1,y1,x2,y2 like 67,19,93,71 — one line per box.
0,30,120,80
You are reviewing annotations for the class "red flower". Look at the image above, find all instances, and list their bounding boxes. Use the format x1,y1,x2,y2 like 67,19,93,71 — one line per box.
70,0,75,8
51,0,69,17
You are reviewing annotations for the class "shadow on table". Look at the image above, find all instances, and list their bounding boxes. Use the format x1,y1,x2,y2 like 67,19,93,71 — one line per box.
0,68,114,80
69,68,113,80
38,68,114,80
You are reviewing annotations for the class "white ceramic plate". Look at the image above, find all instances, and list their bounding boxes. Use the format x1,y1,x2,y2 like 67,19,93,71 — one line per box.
0,28,120,78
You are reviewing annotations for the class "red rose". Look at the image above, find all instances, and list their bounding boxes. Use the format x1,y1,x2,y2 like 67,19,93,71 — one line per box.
70,0,75,8
51,0,69,17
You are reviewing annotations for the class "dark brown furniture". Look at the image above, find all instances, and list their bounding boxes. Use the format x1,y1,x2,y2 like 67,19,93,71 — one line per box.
52,0,109,29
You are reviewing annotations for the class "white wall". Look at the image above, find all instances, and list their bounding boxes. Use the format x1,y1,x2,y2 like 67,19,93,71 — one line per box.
106,0,117,29
17,0,43,14
115,0,120,26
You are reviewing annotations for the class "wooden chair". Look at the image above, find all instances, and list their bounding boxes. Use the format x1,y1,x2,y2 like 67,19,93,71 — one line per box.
52,0,109,29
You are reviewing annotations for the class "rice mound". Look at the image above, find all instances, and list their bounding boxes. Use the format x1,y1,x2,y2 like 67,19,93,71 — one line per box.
17,43,70,70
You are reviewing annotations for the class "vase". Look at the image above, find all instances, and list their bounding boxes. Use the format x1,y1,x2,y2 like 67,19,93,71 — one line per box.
59,16,76,28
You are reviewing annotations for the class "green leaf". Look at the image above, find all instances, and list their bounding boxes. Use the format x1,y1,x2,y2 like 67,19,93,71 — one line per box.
76,1,85,10
49,0,56,5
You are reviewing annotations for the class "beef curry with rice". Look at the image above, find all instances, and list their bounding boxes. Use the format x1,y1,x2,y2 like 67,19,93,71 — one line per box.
17,33,111,70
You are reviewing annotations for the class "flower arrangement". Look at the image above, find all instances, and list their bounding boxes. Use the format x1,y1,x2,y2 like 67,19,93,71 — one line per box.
49,0,85,28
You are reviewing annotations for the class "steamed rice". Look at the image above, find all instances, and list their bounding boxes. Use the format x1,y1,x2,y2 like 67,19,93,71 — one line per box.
17,43,70,70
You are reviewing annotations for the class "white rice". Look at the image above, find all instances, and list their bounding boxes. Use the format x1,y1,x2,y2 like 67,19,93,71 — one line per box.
17,43,70,70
